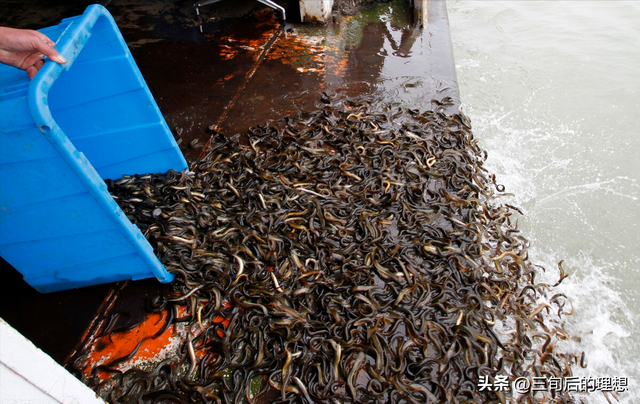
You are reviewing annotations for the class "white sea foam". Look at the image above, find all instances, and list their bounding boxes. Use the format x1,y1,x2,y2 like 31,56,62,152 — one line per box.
448,2,640,401
465,103,639,402
474,117,639,403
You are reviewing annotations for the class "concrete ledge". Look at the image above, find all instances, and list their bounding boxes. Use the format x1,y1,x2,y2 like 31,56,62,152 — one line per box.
423,0,460,111
0,318,105,403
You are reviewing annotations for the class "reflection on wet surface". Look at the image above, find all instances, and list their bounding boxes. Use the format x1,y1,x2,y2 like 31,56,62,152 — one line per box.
131,0,459,161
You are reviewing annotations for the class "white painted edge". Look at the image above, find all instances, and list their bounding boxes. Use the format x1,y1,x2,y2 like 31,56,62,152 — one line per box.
0,317,105,404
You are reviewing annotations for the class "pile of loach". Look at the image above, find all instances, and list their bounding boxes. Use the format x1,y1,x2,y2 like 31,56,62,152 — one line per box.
92,97,579,403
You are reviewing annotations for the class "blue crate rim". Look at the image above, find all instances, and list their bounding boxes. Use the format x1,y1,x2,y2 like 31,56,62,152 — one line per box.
25,4,175,285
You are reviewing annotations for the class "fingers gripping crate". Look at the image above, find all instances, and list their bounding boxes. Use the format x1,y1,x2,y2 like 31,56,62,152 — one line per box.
0,5,187,293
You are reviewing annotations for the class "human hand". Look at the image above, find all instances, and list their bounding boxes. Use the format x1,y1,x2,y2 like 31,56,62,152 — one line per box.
0,27,67,79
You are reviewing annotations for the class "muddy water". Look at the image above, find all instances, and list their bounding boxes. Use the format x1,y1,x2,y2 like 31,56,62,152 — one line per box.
448,1,640,402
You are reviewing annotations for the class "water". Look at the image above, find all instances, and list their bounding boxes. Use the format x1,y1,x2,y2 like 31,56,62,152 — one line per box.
448,1,640,402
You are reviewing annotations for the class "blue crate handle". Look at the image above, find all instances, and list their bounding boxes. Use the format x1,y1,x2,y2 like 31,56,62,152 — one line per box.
32,5,106,93
26,5,175,285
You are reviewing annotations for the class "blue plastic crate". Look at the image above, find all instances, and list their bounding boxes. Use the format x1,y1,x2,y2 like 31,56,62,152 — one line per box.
0,5,187,293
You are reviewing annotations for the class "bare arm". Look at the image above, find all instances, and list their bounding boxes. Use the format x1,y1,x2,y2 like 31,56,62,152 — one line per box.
0,27,67,79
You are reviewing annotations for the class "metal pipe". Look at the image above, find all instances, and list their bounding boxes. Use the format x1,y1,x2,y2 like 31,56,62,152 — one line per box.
256,0,286,21
194,0,286,23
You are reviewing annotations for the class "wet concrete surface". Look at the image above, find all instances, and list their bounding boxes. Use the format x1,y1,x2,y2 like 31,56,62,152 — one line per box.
0,0,459,372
